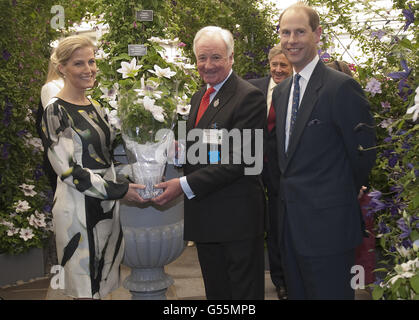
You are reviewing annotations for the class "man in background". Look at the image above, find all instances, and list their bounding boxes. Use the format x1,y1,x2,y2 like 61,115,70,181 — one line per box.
249,45,292,300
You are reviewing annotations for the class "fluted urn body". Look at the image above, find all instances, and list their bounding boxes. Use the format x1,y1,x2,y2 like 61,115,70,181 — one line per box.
115,146,185,299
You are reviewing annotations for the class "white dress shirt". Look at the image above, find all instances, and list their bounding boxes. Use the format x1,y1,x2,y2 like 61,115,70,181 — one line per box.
285,55,319,151
179,70,233,199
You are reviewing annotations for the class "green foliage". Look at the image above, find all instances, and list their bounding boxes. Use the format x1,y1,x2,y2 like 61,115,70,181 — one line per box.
87,0,201,144
170,0,279,79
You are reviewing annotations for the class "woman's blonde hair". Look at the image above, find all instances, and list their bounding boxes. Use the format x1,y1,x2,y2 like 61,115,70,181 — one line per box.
50,35,96,78
45,54,61,83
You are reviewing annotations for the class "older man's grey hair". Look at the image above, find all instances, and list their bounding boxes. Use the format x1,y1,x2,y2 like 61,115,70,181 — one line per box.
193,26,234,59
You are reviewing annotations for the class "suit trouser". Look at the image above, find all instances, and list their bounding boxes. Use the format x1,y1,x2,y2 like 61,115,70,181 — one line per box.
266,196,287,289
281,211,355,300
196,235,265,300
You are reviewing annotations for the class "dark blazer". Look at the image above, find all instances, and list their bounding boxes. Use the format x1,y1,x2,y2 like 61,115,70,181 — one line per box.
248,76,281,194
183,72,266,242
272,61,376,257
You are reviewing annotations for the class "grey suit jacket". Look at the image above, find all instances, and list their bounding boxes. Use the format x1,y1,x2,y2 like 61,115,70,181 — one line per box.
272,61,376,256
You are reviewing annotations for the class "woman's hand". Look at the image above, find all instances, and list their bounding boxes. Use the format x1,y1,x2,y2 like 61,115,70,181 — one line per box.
123,183,148,204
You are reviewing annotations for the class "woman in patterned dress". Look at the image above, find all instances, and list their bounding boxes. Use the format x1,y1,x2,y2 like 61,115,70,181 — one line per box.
40,35,146,299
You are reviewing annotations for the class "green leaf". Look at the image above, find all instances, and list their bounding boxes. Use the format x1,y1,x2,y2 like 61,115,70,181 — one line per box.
372,286,384,300
412,193,419,209
411,230,419,242
410,275,419,294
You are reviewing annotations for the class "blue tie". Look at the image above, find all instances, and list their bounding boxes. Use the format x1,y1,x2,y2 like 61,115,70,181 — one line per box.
289,74,301,137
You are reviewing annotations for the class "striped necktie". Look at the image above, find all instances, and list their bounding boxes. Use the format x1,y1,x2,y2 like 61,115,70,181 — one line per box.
289,74,301,137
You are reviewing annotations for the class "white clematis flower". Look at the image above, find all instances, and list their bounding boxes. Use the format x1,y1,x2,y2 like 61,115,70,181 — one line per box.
141,96,166,122
15,200,30,213
19,183,37,197
104,108,121,130
148,65,176,79
19,227,34,241
406,86,419,122
117,58,142,79
100,83,119,101
134,77,163,99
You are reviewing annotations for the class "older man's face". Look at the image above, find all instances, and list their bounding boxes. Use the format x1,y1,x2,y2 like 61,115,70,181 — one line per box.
270,53,292,84
195,34,233,86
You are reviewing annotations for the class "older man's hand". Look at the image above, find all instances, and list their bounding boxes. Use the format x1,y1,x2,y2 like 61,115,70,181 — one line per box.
152,178,183,206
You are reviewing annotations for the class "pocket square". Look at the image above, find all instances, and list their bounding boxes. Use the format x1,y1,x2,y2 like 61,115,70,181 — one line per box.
307,119,322,126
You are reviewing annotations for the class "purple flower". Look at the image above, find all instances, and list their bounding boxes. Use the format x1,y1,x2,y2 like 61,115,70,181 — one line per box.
368,190,382,199
43,203,52,213
402,239,412,249
388,155,398,167
415,170,419,177
34,164,44,181
371,30,385,40
378,221,391,234
402,4,414,31
2,49,11,61
17,129,27,137
3,96,12,126
388,60,412,99
178,42,186,47
397,217,411,239
383,136,392,143
365,78,382,96
317,49,330,61
1,143,11,159
244,51,256,58
368,198,387,213
380,101,391,110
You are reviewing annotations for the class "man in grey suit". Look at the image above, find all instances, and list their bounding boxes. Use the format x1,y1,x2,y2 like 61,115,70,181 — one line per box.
249,45,292,299
272,4,376,299
153,26,266,299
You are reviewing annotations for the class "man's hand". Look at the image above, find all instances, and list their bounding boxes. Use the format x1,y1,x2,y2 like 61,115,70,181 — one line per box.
358,186,367,199
152,178,183,206
123,183,149,204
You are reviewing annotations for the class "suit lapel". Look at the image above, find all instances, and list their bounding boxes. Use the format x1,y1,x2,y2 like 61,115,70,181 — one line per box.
275,77,292,172
284,62,324,170
262,76,270,98
194,72,237,129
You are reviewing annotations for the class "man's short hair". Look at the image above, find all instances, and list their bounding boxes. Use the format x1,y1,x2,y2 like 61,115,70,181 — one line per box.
268,45,284,62
279,3,320,32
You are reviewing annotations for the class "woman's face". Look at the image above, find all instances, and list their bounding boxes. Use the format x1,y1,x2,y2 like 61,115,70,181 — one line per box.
59,46,97,90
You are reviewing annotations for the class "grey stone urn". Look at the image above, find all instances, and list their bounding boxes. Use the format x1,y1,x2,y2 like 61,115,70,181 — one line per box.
114,145,186,300
0,247,45,287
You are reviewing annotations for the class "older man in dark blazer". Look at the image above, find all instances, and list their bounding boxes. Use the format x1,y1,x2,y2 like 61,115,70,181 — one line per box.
153,26,266,300
249,45,292,299
272,4,376,299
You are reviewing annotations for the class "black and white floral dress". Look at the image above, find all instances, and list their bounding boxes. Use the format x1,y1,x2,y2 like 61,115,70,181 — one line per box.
41,97,128,299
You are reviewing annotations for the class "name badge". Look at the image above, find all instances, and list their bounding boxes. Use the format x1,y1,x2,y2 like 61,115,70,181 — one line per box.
203,129,223,145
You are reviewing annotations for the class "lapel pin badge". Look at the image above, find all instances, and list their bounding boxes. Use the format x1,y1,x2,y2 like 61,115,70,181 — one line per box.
213,99,220,108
